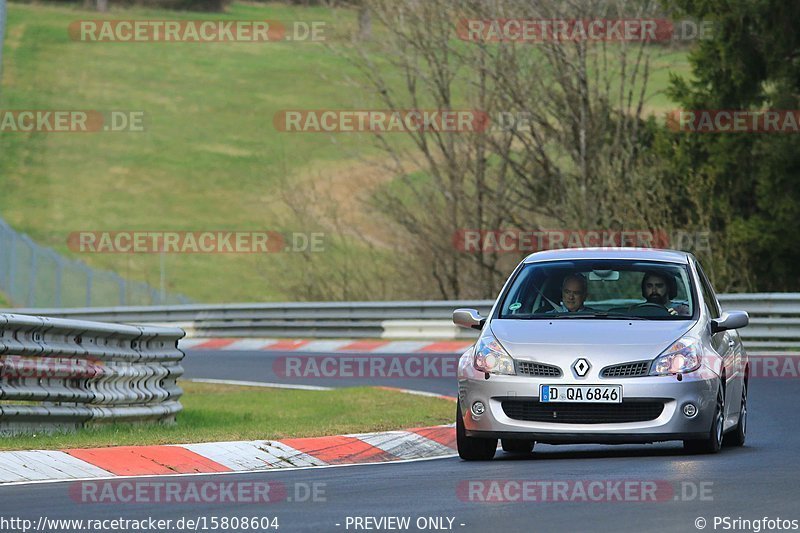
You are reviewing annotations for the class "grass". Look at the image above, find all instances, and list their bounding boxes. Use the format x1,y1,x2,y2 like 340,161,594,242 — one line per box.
0,2,394,302
0,2,693,303
0,381,454,450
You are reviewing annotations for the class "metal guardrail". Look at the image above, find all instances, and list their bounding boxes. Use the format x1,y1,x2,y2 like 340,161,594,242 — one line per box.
716,294,800,349
2,301,496,322
0,314,185,435
3,293,799,349
1,301,495,340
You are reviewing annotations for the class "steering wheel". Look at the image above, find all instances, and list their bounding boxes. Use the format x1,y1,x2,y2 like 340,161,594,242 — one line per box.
629,302,672,316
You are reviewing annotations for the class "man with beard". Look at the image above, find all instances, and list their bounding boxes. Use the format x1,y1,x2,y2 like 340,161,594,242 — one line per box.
640,271,690,316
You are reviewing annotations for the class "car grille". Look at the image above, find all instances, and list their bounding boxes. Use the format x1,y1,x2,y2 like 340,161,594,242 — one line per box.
501,399,664,424
516,361,562,377
601,361,651,378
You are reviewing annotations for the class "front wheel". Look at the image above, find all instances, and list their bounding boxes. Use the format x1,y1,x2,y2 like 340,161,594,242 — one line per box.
456,404,497,461
724,381,747,447
684,388,724,454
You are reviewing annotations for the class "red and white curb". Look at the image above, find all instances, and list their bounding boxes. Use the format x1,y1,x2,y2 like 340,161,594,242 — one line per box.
179,338,473,354
0,425,456,484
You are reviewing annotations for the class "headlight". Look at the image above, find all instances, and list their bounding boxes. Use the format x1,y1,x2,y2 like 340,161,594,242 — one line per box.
474,333,516,375
650,336,703,375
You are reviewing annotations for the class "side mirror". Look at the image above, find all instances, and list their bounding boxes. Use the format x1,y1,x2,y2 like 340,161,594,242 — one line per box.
453,308,485,331
711,310,749,334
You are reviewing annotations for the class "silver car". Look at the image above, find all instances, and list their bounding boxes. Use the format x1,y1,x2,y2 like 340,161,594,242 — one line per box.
453,248,749,460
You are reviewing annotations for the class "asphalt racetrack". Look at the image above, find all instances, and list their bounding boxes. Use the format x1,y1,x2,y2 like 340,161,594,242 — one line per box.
0,349,796,533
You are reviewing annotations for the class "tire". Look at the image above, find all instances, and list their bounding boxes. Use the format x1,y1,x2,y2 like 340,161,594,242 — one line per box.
724,381,747,447
456,404,497,461
501,439,534,454
684,387,724,454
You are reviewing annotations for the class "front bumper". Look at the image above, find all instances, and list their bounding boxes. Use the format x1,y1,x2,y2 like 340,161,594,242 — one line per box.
459,369,719,444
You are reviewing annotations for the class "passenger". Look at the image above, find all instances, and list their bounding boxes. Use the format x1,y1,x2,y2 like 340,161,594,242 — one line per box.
640,271,690,316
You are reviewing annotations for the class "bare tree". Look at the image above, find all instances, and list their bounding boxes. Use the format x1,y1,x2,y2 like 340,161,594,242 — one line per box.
343,0,522,299
339,0,674,298
464,0,671,231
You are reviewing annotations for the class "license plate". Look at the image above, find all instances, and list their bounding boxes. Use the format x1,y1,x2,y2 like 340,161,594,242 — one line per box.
540,385,622,403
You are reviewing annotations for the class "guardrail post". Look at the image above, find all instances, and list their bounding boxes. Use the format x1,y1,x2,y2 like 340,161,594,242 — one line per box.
0,222,6,291
7,231,16,302
85,268,93,307
0,228,8,296
119,277,126,306
54,255,62,308
27,242,37,307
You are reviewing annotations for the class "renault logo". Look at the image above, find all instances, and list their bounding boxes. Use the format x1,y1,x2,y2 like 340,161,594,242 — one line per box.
572,358,590,377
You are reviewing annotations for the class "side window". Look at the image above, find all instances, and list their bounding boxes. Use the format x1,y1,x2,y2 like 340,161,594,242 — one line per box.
696,263,721,319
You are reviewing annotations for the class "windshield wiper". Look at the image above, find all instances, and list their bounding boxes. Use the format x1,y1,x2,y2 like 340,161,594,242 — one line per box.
589,312,648,320
546,312,648,320
506,312,650,320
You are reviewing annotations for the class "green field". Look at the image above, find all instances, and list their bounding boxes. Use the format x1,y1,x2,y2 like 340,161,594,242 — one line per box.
0,381,454,450
0,2,691,303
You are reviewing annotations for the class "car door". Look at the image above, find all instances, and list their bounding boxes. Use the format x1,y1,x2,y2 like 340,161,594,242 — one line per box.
696,261,742,426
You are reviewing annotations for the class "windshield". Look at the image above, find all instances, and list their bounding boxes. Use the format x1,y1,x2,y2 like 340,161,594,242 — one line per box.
498,259,696,320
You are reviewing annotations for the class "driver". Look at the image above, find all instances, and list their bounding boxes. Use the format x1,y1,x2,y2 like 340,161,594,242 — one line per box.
640,271,690,316
546,273,593,313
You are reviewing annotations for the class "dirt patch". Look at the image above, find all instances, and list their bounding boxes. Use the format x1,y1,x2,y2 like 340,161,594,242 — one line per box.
197,143,254,158
285,156,424,248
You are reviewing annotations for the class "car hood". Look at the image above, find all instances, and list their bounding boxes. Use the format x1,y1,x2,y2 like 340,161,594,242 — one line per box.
490,318,696,367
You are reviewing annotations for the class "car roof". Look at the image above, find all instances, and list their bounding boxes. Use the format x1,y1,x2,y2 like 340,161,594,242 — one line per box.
522,247,692,264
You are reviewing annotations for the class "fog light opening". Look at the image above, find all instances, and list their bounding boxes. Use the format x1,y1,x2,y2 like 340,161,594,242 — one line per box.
471,401,485,417
683,403,698,418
